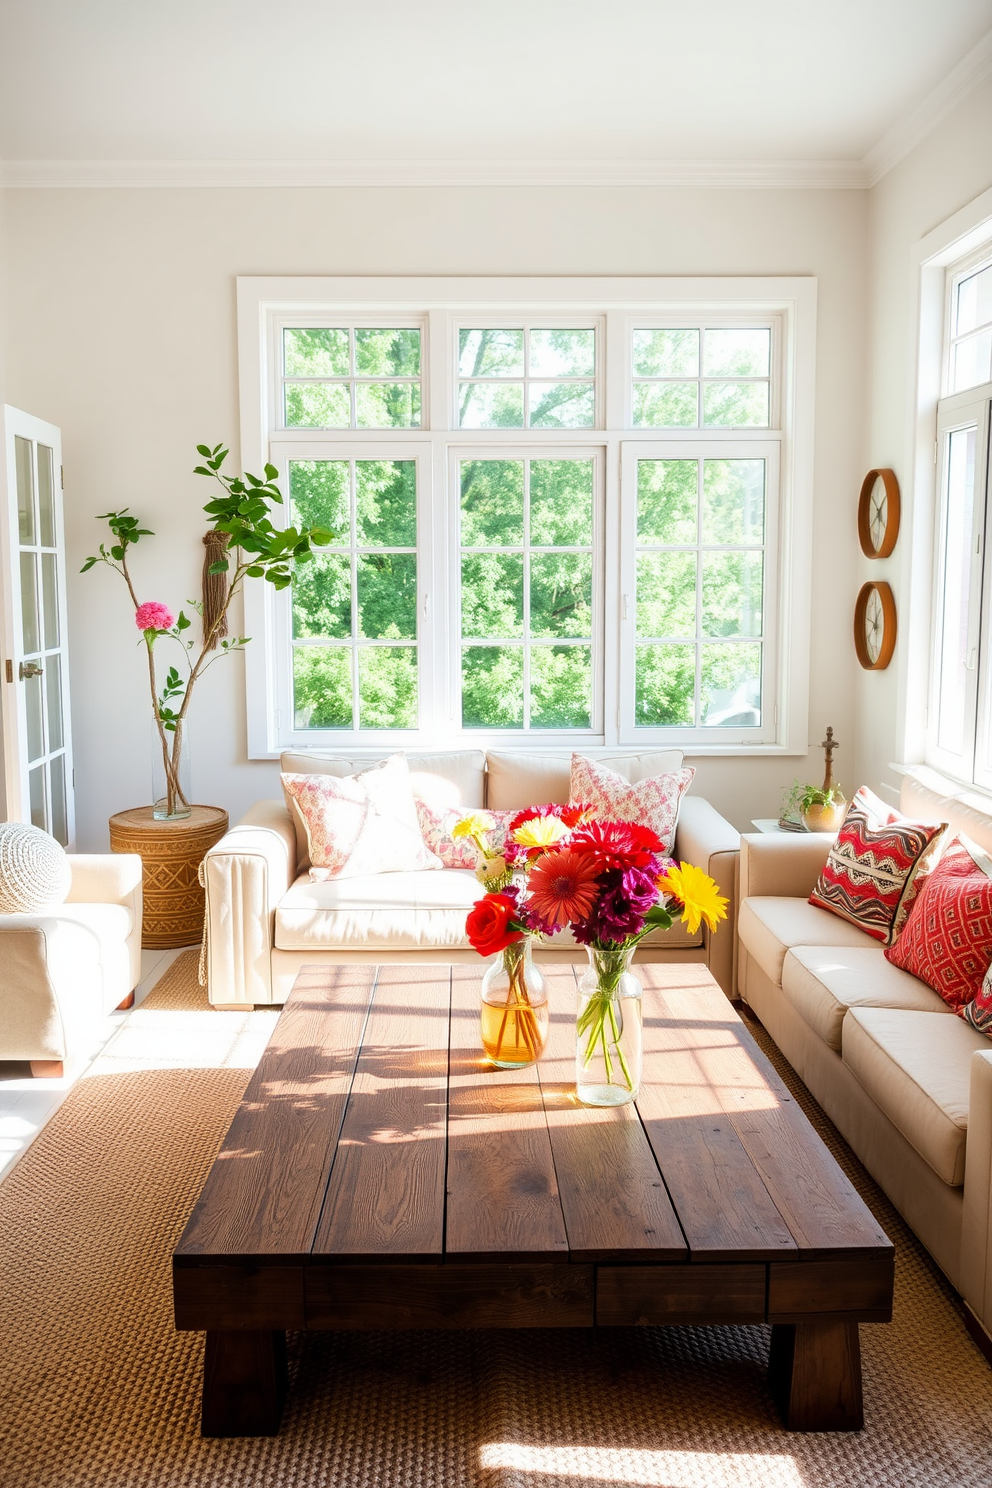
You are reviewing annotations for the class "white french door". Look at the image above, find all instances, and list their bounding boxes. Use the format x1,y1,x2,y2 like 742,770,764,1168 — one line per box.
0,407,75,845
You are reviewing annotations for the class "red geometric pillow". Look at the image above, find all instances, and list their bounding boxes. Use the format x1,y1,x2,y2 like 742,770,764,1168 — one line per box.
809,786,946,945
885,837,992,1010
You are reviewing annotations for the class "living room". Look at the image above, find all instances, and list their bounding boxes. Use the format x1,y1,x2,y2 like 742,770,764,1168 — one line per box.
1,2,992,1484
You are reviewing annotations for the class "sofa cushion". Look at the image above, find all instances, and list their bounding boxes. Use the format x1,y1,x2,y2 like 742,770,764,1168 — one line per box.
274,870,703,953
738,896,873,986
842,1007,988,1186
485,749,683,810
808,785,946,945
782,944,950,1053
276,869,483,951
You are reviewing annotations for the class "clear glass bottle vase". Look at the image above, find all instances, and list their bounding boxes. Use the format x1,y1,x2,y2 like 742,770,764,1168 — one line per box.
480,937,549,1068
576,943,643,1106
151,716,192,821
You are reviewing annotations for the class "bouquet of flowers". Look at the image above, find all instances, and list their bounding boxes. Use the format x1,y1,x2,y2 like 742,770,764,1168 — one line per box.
460,808,728,1092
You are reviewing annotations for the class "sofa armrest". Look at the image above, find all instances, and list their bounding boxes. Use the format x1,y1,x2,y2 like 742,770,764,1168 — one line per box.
738,831,833,901
961,1048,992,1333
0,919,105,1062
65,854,143,991
674,797,740,997
202,799,296,1006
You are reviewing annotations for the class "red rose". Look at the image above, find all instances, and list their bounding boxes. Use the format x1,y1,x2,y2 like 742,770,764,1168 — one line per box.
466,893,524,957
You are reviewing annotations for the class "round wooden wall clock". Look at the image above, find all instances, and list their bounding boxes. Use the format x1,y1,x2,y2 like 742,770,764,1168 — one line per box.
858,468,900,558
854,580,897,669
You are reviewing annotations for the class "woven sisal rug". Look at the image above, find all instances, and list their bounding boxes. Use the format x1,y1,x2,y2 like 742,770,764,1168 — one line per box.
1,951,991,1487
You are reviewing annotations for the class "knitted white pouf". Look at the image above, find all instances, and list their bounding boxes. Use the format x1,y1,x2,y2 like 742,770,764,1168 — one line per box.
0,821,71,913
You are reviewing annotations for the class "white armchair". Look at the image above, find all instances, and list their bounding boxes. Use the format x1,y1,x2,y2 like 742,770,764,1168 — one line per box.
0,853,143,1077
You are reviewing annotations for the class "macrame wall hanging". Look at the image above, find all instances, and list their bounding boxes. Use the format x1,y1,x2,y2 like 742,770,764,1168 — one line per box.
201,531,230,650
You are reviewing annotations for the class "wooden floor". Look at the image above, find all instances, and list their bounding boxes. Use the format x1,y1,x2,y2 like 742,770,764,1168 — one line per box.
174,963,894,1438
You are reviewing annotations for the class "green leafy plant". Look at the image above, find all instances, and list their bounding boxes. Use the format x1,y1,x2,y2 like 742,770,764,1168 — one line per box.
82,445,335,815
781,780,846,820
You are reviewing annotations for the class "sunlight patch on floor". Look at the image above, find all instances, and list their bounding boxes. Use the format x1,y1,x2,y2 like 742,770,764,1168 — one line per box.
479,1443,805,1487
82,1007,280,1076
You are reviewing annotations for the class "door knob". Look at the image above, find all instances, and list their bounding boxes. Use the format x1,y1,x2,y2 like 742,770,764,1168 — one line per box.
19,661,43,679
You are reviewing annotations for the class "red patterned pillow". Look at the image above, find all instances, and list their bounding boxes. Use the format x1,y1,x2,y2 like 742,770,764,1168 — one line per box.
885,837,992,1009
809,787,946,945
960,957,992,1038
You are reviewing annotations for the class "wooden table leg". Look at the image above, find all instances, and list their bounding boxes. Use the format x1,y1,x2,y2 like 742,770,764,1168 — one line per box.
768,1320,864,1431
201,1329,287,1437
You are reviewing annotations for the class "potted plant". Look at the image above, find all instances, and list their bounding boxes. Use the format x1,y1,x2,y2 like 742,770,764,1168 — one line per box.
781,780,848,834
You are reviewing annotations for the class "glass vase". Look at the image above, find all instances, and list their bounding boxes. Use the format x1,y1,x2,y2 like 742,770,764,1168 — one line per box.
480,937,549,1068
151,717,192,821
576,943,643,1106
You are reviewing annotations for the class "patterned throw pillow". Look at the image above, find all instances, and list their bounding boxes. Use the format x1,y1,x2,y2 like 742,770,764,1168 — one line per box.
569,753,694,855
414,802,519,869
808,786,946,945
885,837,992,1010
960,958,992,1037
281,755,442,881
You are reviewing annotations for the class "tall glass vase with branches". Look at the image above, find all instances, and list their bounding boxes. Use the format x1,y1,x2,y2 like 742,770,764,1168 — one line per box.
83,443,334,818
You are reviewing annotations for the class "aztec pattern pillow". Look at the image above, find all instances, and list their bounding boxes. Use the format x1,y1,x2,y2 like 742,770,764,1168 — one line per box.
808,786,947,945
960,958,992,1038
885,837,992,1010
414,802,518,869
569,753,694,855
281,755,442,881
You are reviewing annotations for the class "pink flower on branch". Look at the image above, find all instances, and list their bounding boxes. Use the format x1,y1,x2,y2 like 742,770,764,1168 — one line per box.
135,601,175,633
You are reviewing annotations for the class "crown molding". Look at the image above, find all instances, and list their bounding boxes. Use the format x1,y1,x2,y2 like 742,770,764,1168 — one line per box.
863,27,992,188
0,156,870,190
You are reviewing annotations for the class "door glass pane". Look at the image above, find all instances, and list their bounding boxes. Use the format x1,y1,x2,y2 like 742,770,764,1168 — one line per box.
42,553,60,649
46,654,64,752
15,436,35,544
936,426,977,755
49,754,68,846
37,444,56,547
25,671,44,762
28,764,46,830
20,552,40,654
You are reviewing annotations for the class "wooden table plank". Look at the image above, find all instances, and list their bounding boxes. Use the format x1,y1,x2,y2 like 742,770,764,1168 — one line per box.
306,1263,593,1329
536,966,688,1264
445,964,569,1262
596,1263,767,1326
175,965,376,1260
633,968,797,1263
311,966,450,1261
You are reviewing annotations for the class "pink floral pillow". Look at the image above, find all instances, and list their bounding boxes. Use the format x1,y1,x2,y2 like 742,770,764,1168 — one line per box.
569,753,694,855
415,801,517,869
281,755,442,880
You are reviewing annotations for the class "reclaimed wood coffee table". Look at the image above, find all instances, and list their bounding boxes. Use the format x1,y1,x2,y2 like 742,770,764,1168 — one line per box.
173,962,893,1437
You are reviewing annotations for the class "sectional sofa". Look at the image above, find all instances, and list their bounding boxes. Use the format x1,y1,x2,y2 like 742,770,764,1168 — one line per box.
202,747,740,1007
737,770,992,1352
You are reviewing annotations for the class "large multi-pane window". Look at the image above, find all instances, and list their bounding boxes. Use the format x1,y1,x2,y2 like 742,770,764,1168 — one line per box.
243,279,812,755
927,251,992,786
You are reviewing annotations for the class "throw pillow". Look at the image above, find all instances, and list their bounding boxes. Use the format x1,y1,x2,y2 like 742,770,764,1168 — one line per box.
885,836,992,1010
281,755,442,881
0,821,72,913
569,753,694,855
415,801,518,869
960,957,992,1037
808,786,947,945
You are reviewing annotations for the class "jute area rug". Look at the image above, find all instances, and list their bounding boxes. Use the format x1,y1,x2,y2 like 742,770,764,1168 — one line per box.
1,953,991,1488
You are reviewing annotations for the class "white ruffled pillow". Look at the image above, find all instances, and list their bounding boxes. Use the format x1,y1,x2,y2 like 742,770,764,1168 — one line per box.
281,754,442,881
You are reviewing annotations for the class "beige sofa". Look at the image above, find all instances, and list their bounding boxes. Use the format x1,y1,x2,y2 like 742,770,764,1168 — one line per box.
203,748,740,1007
737,771,992,1353
0,854,143,1076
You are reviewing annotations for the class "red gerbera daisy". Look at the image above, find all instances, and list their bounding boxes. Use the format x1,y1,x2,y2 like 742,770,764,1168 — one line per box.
526,848,601,929
569,819,664,873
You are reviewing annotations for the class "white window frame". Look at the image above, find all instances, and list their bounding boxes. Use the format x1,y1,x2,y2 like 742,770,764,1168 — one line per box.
237,276,816,760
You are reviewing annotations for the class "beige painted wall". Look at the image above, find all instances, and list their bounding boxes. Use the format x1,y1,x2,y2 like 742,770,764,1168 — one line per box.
859,82,992,800
0,184,867,847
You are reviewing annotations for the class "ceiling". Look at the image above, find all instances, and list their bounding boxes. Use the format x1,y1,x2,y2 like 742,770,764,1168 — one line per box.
1,0,990,185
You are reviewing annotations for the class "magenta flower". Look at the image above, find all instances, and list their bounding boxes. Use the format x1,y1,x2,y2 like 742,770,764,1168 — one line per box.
135,601,175,632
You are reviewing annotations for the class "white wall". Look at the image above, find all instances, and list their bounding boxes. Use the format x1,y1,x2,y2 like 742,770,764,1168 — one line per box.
0,184,867,846
859,82,992,799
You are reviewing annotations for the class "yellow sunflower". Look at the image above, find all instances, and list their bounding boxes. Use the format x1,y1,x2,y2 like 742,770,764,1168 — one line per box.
452,811,495,841
659,861,729,936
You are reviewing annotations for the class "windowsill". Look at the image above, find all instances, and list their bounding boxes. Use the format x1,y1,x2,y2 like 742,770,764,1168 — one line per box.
891,761,992,813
